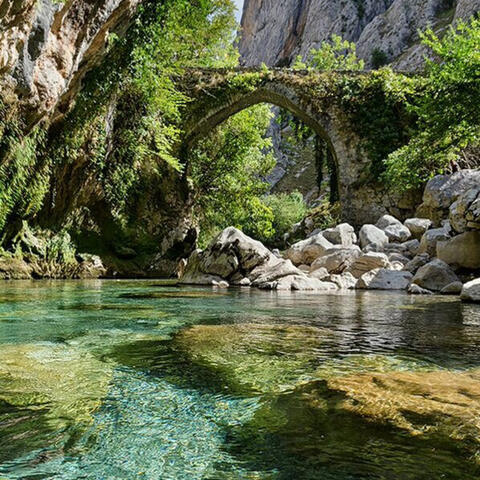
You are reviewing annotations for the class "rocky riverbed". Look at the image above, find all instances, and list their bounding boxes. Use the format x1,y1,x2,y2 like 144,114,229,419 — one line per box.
180,169,480,302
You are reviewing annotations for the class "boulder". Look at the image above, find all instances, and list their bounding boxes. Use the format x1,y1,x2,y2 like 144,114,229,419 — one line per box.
461,279,480,303
436,232,480,270
285,232,333,266
376,215,411,242
388,253,410,265
261,275,337,291
449,188,480,233
356,269,413,290
408,284,433,295
180,228,307,290
359,225,389,250
250,256,301,286
440,282,463,295
309,246,361,274
404,253,431,274
401,239,420,256
322,223,357,247
404,218,432,239
418,228,451,256
309,267,329,280
327,272,357,290
347,252,391,278
418,170,480,224
412,259,460,292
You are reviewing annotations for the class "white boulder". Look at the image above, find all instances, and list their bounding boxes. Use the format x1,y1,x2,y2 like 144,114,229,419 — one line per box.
359,225,389,250
356,269,413,290
461,279,480,303
285,233,333,266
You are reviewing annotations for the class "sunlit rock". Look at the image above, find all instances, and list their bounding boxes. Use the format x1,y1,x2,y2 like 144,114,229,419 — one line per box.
356,268,412,290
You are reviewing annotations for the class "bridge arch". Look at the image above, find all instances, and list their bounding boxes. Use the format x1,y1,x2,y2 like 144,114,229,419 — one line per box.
179,69,417,225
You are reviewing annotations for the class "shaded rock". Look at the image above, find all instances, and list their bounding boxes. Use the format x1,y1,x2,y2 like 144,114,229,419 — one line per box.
356,268,412,290
322,223,357,247
359,224,388,249
440,282,463,295
437,231,480,270
376,215,411,242
404,253,431,274
461,279,480,303
309,246,361,274
327,272,357,290
401,239,420,256
347,252,391,278
418,228,450,256
285,232,333,266
408,283,433,295
388,253,410,265
418,170,480,224
412,259,460,292
404,218,432,239
0,256,33,279
449,188,480,233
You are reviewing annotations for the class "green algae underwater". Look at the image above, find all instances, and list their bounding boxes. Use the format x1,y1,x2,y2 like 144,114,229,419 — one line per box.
1,280,480,479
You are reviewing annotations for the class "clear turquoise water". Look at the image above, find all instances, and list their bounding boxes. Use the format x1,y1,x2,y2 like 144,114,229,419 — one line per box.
1,280,480,480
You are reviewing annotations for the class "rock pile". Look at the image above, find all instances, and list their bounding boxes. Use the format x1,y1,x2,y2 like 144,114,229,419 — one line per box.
180,170,480,300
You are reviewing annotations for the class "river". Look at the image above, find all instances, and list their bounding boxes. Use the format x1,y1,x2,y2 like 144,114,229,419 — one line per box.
1,280,479,479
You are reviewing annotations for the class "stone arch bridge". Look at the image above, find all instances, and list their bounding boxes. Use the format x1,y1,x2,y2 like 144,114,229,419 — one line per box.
178,67,418,226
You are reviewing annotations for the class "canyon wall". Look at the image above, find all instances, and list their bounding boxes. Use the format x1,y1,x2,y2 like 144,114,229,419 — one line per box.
239,0,480,69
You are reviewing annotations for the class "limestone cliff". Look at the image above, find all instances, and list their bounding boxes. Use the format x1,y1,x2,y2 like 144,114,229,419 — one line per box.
239,0,480,68
0,0,141,127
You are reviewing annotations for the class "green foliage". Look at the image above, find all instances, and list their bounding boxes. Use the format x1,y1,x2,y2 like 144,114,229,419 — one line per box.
371,48,389,69
47,0,240,227
0,100,49,235
293,34,365,71
384,17,480,190
263,192,308,244
191,104,276,247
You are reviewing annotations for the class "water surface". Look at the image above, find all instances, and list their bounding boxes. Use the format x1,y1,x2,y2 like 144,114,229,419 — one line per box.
1,280,480,479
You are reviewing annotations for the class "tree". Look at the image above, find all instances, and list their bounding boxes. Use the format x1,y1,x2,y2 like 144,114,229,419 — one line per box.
384,17,480,190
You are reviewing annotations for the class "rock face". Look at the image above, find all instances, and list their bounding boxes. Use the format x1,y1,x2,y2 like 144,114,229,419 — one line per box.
0,0,142,125
239,0,480,69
